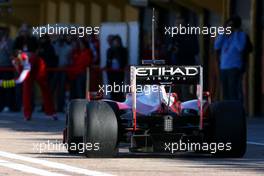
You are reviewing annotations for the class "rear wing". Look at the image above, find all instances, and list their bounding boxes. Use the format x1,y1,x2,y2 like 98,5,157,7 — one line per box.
130,65,204,130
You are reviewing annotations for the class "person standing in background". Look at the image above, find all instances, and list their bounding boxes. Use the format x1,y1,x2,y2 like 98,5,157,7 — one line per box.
0,52,57,121
13,24,39,111
68,39,92,99
53,35,73,112
106,35,128,102
0,28,16,112
38,34,58,111
214,16,251,101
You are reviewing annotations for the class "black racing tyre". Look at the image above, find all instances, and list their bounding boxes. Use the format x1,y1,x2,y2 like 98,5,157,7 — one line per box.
84,101,118,157
104,101,126,142
67,99,87,154
209,101,246,157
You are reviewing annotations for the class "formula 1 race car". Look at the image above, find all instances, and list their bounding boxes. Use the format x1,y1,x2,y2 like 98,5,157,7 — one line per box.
63,60,247,158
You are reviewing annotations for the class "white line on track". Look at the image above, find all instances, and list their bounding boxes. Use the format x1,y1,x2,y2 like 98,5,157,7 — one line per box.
0,151,114,176
0,141,262,176
247,141,264,146
0,159,68,176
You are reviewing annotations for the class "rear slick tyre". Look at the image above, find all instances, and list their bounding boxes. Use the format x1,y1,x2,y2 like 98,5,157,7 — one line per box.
210,101,246,157
84,101,118,157
67,99,87,154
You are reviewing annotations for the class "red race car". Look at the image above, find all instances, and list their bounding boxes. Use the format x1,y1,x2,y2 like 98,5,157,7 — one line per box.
63,61,246,158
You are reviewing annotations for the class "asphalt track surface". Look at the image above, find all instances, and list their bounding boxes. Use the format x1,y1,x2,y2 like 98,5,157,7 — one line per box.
0,112,263,176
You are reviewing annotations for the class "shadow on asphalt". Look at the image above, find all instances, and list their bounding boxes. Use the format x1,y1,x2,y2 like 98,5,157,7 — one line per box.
0,112,65,133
